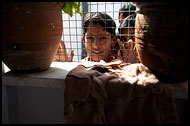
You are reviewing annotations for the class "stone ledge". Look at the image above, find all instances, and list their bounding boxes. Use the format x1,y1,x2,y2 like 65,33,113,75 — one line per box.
2,61,188,98
2,62,81,88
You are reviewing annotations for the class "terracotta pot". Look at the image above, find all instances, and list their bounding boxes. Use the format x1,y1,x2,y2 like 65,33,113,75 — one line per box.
135,2,188,83
2,2,63,72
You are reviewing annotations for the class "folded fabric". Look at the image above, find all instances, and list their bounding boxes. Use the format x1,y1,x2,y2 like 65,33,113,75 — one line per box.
64,59,178,124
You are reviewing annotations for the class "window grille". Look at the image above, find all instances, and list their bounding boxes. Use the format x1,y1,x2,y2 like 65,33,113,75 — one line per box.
54,2,139,63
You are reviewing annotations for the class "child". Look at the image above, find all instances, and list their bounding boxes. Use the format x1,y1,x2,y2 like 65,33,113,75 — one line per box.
83,12,119,62
118,14,139,63
118,3,136,24
55,12,128,63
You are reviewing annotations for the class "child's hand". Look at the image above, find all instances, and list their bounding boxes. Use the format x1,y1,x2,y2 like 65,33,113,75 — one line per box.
54,40,74,62
116,39,139,63
124,39,139,63
125,39,136,54
116,39,128,62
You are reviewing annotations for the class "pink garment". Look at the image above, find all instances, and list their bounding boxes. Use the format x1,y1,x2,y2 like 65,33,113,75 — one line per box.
64,60,178,124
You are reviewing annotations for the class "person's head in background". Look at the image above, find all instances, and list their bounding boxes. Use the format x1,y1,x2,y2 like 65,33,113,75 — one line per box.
118,3,136,24
118,14,139,63
83,12,117,62
118,14,136,43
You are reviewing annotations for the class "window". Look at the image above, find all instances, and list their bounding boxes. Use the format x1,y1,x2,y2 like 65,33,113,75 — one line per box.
54,2,139,63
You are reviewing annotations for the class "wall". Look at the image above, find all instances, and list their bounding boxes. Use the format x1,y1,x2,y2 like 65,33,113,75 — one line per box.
2,62,80,124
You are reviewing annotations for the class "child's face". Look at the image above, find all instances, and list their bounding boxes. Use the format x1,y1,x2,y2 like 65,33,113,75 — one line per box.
119,15,125,24
84,23,113,62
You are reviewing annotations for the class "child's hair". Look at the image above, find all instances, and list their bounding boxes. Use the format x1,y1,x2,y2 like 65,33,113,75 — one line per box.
83,12,116,37
118,14,136,34
119,3,136,19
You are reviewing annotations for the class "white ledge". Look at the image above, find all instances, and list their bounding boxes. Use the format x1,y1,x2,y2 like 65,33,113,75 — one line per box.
2,61,188,98
2,62,81,88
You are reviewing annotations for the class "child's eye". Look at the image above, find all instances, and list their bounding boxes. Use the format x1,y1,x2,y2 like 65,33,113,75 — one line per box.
87,37,94,40
99,37,107,40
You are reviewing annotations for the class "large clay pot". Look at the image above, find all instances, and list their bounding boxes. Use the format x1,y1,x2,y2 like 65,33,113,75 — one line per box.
2,2,63,72
135,2,188,83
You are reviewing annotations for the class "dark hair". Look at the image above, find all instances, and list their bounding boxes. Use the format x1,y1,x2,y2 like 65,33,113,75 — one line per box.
83,12,116,37
118,14,136,34
119,3,136,19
